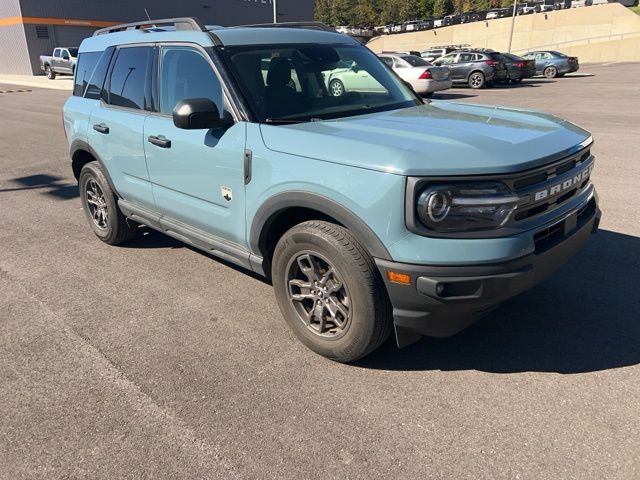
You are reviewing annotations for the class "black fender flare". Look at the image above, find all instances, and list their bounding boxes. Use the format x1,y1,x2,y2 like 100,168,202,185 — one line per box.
249,191,392,261
70,139,120,197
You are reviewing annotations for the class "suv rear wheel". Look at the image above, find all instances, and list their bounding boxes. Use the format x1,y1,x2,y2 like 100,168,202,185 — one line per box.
79,162,138,245
272,221,392,362
468,71,485,89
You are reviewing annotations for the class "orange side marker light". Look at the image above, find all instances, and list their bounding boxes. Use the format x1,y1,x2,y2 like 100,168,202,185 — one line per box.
386,271,412,285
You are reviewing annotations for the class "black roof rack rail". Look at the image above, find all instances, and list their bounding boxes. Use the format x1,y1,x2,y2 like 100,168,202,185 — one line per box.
93,17,207,36
236,21,336,33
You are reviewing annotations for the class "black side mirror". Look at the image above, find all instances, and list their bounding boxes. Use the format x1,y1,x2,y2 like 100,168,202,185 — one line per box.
173,98,233,130
62,54,69,60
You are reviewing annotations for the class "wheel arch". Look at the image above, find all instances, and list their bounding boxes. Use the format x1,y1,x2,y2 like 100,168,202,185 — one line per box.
70,140,120,197
466,69,485,80
250,192,392,277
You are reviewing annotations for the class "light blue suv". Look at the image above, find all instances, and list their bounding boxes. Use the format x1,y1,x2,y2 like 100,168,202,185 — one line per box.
64,18,600,362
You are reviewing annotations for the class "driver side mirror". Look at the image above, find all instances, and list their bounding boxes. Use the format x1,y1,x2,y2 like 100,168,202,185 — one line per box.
62,53,69,60
351,63,360,73
173,98,233,130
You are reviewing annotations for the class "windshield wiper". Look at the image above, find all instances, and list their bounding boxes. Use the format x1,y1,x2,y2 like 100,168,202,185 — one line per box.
264,118,306,125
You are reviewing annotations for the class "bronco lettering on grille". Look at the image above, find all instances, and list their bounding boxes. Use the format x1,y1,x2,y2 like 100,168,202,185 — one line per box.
533,165,593,202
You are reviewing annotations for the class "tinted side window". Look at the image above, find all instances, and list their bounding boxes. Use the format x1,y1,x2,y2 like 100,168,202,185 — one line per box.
108,47,152,110
159,47,222,115
459,53,474,62
73,51,101,97
84,47,115,100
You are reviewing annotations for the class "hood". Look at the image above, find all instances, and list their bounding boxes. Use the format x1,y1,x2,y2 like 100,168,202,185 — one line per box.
259,103,591,176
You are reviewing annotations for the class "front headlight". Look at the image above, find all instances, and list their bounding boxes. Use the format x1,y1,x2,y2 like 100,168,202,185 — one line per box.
417,182,519,233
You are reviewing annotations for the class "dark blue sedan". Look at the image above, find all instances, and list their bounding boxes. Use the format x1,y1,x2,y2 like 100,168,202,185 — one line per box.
521,51,579,78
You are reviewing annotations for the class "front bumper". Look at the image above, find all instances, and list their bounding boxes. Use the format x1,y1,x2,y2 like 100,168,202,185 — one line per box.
376,199,601,347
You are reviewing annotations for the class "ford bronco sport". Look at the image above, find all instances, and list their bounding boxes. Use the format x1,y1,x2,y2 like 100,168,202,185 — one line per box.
63,18,600,362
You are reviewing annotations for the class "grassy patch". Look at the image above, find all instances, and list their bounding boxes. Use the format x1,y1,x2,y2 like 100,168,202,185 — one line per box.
630,6,640,15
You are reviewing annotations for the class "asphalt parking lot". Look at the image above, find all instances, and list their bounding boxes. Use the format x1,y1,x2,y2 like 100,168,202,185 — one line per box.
1,63,639,479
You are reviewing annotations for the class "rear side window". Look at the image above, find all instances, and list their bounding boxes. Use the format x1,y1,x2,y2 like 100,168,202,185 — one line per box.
84,47,115,100
401,55,430,67
380,57,393,68
159,47,222,115
107,46,152,110
73,51,101,97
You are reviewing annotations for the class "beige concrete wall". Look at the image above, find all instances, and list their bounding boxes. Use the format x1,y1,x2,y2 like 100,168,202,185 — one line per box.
367,4,640,63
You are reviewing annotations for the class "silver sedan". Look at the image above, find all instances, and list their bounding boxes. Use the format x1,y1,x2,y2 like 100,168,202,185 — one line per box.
378,53,452,97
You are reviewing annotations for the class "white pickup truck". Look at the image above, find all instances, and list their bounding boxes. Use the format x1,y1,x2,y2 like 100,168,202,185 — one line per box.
39,47,78,79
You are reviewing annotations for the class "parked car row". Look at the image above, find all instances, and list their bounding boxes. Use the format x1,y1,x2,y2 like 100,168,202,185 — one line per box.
321,46,579,101
426,47,579,81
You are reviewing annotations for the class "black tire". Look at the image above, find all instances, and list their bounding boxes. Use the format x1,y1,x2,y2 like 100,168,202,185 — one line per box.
557,73,565,78
79,162,138,245
544,65,557,78
329,79,345,97
468,71,485,89
45,65,56,80
272,221,393,363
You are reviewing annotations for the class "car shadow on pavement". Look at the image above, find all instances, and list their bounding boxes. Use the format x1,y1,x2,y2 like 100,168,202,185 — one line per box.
357,229,640,374
124,228,186,250
431,92,478,100
124,228,272,284
2,174,78,199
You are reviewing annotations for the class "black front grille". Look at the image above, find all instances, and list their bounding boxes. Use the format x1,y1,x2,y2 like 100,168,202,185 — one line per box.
533,197,597,254
505,148,594,226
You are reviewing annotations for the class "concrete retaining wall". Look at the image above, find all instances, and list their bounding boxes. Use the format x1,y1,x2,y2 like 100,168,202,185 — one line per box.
367,4,640,63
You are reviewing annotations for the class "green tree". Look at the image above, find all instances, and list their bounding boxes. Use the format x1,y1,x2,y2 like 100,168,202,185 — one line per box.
399,0,421,20
432,0,453,16
330,0,357,25
379,0,403,24
419,0,435,18
315,0,333,24
353,0,381,25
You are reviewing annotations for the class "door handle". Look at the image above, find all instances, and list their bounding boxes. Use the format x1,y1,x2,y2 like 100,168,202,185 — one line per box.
93,123,109,134
148,135,171,148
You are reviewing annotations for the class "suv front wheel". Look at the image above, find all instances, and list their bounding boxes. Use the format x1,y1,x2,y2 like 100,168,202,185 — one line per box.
272,221,392,362
79,162,138,245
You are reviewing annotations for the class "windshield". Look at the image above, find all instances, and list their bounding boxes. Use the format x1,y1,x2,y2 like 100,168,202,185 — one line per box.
68,48,79,57
400,55,431,67
222,44,420,123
